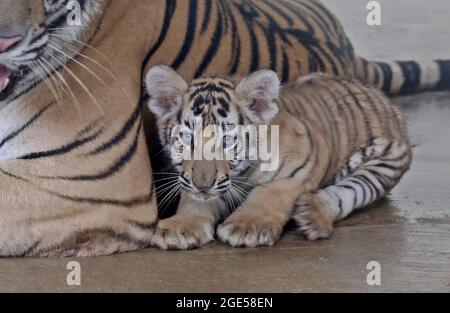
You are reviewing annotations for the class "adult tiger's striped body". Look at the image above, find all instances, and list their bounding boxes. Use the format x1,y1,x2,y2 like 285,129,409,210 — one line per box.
144,0,450,95
146,66,412,249
0,0,159,257
0,0,443,257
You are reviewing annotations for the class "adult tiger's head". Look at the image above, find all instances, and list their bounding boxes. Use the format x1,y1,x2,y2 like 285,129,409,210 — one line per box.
0,0,107,105
146,65,280,202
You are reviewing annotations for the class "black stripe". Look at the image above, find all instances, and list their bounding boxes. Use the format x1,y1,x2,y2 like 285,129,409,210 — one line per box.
398,61,422,94
355,175,378,202
349,179,366,206
145,0,177,61
195,7,224,78
357,173,382,200
297,1,333,40
281,50,290,83
245,1,292,72
190,84,231,100
436,60,450,90
200,0,213,34
21,240,42,257
343,82,373,140
18,128,103,160
226,2,241,75
366,168,391,189
28,30,47,47
265,1,294,26
234,3,260,72
171,0,198,70
282,1,315,34
195,1,224,78
0,168,153,207
0,103,53,150
218,80,235,89
381,142,394,158
341,184,358,207
45,121,142,181
289,127,314,178
374,62,393,93
307,0,339,35
48,192,153,208
373,62,380,86
217,0,229,33
87,101,141,155
269,157,285,180
261,24,278,71
78,118,103,137
284,29,329,73
373,162,404,171
360,58,369,84
313,91,342,173
322,85,354,154
353,84,387,137
129,221,157,231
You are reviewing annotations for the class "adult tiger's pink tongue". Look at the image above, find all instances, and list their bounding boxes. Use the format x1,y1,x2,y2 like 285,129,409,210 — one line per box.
0,36,22,93
0,64,12,93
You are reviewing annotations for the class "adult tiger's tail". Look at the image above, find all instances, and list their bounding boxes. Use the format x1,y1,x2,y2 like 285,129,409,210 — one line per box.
355,57,450,95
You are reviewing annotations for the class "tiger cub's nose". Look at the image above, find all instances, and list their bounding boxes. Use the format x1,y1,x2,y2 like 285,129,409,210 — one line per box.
192,161,217,192
0,36,22,52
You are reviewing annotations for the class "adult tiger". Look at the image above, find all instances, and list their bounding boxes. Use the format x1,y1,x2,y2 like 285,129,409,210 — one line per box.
0,0,448,257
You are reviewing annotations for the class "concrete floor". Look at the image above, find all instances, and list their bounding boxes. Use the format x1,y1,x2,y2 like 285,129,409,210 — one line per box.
1,0,450,292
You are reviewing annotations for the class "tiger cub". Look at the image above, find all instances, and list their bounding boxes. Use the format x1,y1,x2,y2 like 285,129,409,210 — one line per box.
146,65,412,250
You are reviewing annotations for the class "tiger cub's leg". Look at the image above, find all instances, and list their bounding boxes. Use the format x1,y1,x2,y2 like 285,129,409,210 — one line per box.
293,139,412,240
151,193,225,250
217,178,305,248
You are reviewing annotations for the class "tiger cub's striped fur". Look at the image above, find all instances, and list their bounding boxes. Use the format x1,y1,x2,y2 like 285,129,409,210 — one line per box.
146,65,412,249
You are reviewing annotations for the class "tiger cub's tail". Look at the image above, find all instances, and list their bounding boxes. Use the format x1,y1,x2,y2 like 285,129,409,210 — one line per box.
355,57,450,95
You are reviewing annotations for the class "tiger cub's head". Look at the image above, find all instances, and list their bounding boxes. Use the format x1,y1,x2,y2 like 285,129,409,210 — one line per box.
0,0,106,105
146,65,280,202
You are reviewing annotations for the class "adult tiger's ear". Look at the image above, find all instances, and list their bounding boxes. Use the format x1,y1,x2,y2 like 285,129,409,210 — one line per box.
146,65,188,119
235,70,280,124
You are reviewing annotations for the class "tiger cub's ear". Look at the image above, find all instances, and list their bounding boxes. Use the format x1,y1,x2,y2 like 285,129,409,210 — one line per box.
146,65,188,119
235,70,280,124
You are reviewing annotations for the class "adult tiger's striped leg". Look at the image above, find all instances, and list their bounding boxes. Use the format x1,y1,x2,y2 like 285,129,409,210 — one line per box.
0,156,158,257
0,102,158,257
293,139,412,240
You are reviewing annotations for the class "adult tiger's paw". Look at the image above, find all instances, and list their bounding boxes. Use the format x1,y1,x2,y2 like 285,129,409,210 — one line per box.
151,215,215,250
217,210,284,248
293,193,334,241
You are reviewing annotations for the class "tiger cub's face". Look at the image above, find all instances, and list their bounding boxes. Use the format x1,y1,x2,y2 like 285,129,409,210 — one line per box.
0,0,103,105
146,65,280,202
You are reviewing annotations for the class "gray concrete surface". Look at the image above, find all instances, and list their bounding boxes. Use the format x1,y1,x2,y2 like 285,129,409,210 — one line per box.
1,0,450,293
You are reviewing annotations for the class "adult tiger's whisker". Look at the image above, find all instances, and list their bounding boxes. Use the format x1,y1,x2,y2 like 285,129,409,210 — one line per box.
47,42,112,90
40,56,82,115
45,49,104,115
47,30,111,62
47,34,117,80
30,60,62,106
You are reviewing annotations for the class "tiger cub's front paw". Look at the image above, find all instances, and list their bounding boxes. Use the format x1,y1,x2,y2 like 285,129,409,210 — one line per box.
217,210,284,248
151,215,215,250
292,193,334,240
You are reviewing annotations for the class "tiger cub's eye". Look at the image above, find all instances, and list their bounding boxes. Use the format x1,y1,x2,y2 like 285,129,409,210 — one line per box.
179,131,193,146
223,135,237,150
